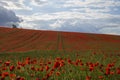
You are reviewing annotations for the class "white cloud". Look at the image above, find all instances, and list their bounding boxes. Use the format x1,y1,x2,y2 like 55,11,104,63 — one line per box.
62,0,120,14
50,20,65,29
19,21,37,29
99,27,120,35
18,11,120,23
63,0,120,8
0,0,32,10
30,0,50,7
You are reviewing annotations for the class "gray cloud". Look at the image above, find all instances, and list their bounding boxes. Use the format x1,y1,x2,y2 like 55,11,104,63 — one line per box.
20,18,120,35
31,0,49,6
55,19,120,35
57,23,98,33
0,1,8,7
0,0,32,10
34,0,47,4
0,6,22,27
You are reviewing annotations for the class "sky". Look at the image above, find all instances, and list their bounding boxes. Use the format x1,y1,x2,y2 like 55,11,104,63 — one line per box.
0,0,120,35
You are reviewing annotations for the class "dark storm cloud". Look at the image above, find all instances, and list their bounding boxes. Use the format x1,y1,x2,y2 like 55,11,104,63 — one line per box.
0,6,22,27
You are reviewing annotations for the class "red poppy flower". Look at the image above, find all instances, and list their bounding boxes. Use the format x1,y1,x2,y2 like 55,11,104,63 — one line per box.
45,66,49,71
86,76,91,80
98,76,103,79
9,65,15,71
9,73,16,79
116,68,120,74
53,61,60,69
5,61,10,66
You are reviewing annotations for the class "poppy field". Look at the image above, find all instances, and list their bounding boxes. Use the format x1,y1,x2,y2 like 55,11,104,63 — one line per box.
0,50,120,80
0,27,120,80
0,27,120,52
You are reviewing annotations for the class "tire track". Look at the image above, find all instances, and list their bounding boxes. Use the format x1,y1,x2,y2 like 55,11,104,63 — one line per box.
17,31,44,51
13,31,43,51
55,32,66,52
42,31,58,50
3,31,40,52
